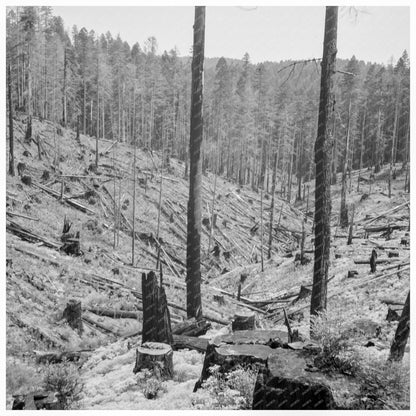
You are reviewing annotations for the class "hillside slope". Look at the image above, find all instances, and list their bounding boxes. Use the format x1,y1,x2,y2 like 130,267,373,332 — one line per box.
6,115,409,409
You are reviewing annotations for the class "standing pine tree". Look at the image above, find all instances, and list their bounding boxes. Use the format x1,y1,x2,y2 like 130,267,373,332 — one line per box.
186,6,205,319
310,6,338,323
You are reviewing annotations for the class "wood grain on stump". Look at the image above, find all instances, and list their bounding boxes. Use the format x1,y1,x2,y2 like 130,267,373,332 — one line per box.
133,342,173,380
252,349,359,410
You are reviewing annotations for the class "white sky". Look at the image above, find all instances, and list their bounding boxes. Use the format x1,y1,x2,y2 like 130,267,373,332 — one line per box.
48,5,410,65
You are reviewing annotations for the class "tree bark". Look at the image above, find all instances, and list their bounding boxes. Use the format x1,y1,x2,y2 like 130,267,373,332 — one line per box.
340,98,351,227
389,291,410,362
186,6,205,319
8,62,15,176
268,152,278,259
310,6,338,323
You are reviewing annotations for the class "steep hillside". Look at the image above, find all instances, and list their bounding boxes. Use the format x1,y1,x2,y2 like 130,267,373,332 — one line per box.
6,115,409,409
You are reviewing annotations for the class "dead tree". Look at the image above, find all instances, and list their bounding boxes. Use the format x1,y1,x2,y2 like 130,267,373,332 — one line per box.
347,204,355,245
357,102,366,192
310,6,338,323
8,62,15,176
389,291,410,362
340,98,351,228
186,6,205,319
268,152,278,259
141,271,173,345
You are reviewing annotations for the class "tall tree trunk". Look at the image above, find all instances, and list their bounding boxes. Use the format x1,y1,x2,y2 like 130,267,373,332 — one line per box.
331,114,337,184
340,98,351,228
310,6,338,323
374,108,382,173
388,87,400,198
268,152,278,259
357,101,366,192
95,55,99,168
62,47,67,127
186,6,205,320
389,291,410,362
296,124,304,201
8,62,15,176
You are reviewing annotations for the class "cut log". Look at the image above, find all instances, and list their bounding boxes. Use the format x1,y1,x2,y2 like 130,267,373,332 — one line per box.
171,318,211,337
252,348,360,410
6,220,60,249
347,270,358,278
87,307,139,319
232,311,255,331
133,342,173,380
62,299,83,335
12,391,62,410
33,349,91,364
172,334,209,353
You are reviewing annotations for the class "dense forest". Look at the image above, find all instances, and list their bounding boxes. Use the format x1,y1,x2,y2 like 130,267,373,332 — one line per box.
6,6,410,199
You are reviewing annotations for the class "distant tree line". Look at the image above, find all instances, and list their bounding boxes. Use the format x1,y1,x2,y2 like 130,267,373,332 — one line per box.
6,6,410,199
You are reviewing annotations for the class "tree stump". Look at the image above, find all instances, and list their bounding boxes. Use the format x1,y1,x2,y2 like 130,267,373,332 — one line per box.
232,311,255,331
133,342,173,380
294,285,312,302
389,291,410,361
252,349,360,410
62,299,83,335
370,249,377,273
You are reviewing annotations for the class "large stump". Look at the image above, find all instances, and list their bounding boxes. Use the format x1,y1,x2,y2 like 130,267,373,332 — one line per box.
133,342,173,380
194,330,288,391
232,311,256,331
252,348,359,410
62,299,83,335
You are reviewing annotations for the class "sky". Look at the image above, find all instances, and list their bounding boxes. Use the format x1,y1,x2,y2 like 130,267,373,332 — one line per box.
49,5,410,65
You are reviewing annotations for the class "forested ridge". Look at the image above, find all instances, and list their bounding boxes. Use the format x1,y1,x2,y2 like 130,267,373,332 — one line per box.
6,6,410,197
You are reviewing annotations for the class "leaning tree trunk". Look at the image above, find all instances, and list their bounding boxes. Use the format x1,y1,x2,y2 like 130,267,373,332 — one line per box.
186,6,205,319
310,6,338,323
8,62,15,176
389,291,410,362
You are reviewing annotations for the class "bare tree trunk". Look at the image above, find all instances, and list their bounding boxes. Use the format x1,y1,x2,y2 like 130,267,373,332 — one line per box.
357,102,366,192
8,62,15,176
388,87,400,198
260,187,264,272
186,6,205,319
340,98,351,228
268,152,278,259
310,6,338,322
132,87,137,265
62,47,67,126
95,55,100,168
331,114,337,184
374,108,382,173
389,291,410,362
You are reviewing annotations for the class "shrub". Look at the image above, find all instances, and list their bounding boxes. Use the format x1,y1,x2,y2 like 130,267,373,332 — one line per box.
136,369,167,400
351,355,410,410
43,361,83,409
310,310,359,375
6,359,40,395
191,364,258,410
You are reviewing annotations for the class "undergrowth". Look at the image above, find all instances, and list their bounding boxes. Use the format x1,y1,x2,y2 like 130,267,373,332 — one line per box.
191,364,259,410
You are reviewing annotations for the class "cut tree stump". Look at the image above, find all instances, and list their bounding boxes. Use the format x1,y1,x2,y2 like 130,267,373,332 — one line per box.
194,330,288,391
252,348,360,410
232,311,256,331
133,342,173,380
62,299,83,335
294,285,312,303
347,270,358,278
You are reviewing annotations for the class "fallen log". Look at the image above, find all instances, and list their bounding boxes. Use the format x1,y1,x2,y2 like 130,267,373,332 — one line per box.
13,246,60,267
7,220,60,249
172,318,211,337
6,211,39,221
86,307,139,319
172,334,209,353
354,258,393,265
33,349,92,364
33,182,95,214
